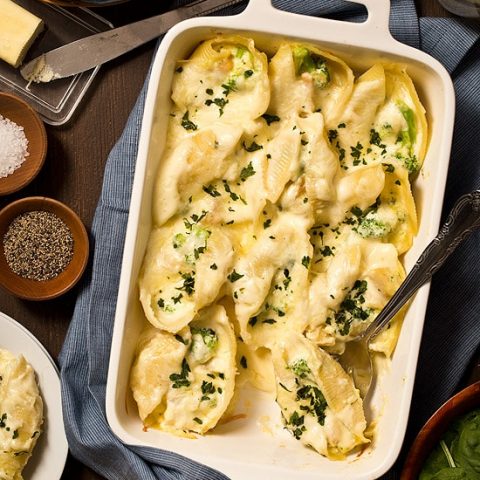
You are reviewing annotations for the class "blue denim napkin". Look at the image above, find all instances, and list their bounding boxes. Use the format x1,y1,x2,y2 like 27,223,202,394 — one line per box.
59,1,480,479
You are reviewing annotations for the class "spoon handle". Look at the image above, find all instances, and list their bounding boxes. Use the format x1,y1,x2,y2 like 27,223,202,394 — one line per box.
364,190,480,339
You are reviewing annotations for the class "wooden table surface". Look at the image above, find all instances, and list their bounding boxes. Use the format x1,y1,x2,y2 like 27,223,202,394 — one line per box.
0,1,456,479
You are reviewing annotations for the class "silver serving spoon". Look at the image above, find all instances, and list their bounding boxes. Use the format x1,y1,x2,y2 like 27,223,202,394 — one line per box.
338,190,480,399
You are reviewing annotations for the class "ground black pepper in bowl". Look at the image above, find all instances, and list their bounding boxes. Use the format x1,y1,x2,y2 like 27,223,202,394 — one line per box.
3,210,74,281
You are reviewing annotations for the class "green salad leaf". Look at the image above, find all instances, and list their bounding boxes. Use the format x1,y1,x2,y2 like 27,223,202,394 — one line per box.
420,409,480,480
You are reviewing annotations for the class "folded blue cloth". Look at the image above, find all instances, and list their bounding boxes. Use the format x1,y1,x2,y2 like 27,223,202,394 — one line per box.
59,1,480,479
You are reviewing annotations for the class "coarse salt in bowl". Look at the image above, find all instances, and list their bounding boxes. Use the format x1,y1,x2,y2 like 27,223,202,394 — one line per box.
0,114,29,178
0,92,47,196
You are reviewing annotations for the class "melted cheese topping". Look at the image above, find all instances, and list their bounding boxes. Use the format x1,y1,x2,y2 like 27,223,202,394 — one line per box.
0,349,43,480
132,36,427,458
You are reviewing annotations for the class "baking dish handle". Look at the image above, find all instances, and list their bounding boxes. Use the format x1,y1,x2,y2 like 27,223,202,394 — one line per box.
242,0,394,46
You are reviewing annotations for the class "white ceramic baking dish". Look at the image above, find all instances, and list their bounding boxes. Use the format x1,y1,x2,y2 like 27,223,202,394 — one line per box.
106,1,455,478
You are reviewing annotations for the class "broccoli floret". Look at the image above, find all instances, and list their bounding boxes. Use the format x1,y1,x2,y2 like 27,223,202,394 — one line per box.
190,327,218,364
292,47,330,88
404,155,419,174
356,213,391,238
289,359,311,379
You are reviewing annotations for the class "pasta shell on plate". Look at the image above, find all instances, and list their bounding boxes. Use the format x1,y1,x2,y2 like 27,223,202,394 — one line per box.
171,35,270,130
130,305,237,435
0,349,43,480
139,214,234,332
272,333,368,459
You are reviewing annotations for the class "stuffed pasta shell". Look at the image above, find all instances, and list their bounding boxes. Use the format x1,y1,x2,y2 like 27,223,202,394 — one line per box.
130,305,236,435
139,214,234,332
273,334,368,458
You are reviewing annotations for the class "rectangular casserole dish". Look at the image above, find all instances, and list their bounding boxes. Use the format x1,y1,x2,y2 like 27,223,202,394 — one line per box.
106,1,456,478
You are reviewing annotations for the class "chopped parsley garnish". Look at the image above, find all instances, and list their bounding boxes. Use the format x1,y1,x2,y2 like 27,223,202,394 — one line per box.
351,206,363,217
296,385,327,426
210,263,218,270
261,113,280,125
328,129,338,142
240,356,248,369
319,245,334,257
248,316,258,327
203,184,221,197
176,272,195,295
244,69,254,78
369,129,384,147
227,270,244,283
0,413,7,428
175,66,183,73
302,256,311,268
263,219,272,229
240,161,256,181
205,97,229,116
169,359,191,388
200,380,216,401
262,318,277,324
193,417,203,424
350,142,363,164
221,79,237,96
382,163,395,173
222,180,246,203
205,88,213,95
181,111,197,131
242,141,263,152
287,411,306,439
183,210,208,231
172,293,183,304
338,122,346,128
12,429,18,439
334,280,371,335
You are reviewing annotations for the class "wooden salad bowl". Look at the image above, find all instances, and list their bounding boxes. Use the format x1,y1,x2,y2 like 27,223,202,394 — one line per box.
401,380,480,479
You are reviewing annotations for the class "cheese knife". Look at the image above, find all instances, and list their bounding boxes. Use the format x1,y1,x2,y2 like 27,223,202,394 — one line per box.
20,0,244,83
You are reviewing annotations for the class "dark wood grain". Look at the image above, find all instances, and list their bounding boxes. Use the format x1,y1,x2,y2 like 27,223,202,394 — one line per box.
0,1,454,479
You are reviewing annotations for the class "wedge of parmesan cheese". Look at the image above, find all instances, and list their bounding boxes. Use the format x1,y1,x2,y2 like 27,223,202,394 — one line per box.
0,0,44,68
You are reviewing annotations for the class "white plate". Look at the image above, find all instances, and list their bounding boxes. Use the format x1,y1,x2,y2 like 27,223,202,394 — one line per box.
0,311,68,480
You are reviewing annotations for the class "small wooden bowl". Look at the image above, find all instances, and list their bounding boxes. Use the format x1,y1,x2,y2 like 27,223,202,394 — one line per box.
0,196,89,301
0,92,47,196
401,381,480,479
